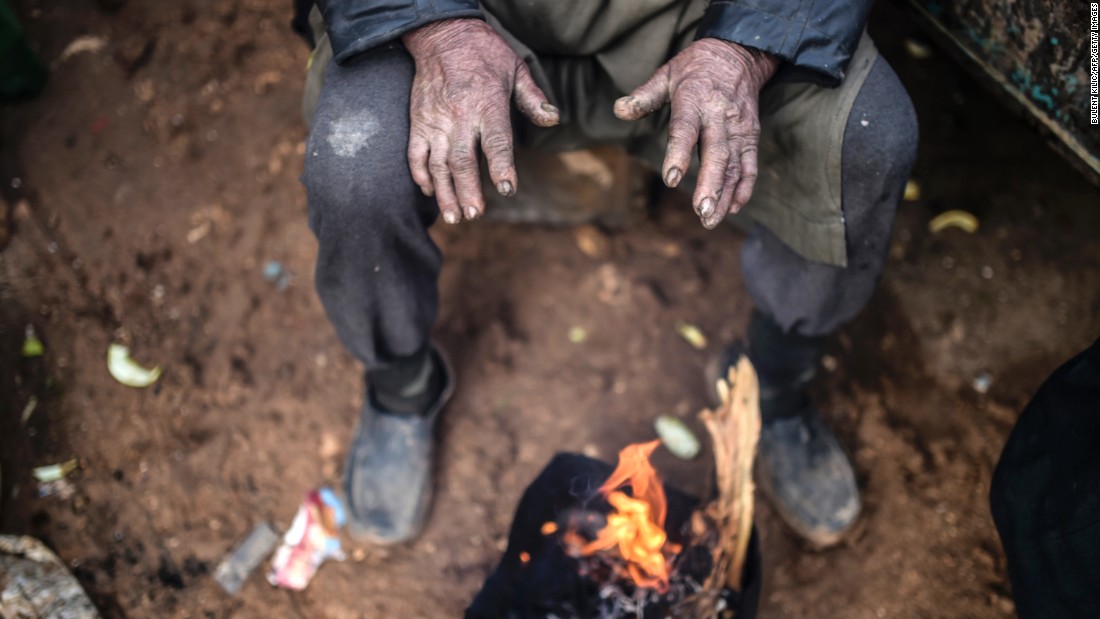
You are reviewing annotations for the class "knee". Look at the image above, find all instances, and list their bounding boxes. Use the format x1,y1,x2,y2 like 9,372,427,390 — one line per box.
302,116,430,240
844,57,919,184
303,54,430,237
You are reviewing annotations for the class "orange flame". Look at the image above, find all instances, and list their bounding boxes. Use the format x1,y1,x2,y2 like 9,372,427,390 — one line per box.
555,440,681,592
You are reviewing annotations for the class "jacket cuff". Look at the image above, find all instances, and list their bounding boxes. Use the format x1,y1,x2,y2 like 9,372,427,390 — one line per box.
695,1,856,88
320,1,484,64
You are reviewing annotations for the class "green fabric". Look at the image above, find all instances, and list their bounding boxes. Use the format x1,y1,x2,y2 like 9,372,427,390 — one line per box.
303,0,879,266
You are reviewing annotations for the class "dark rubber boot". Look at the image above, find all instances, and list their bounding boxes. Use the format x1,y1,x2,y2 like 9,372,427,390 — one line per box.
343,347,454,545
707,311,860,547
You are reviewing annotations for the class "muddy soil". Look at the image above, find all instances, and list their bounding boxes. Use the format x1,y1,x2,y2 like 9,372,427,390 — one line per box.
2,1,1098,618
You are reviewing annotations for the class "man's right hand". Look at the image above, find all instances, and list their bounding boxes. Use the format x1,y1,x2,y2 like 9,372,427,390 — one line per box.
401,18,559,224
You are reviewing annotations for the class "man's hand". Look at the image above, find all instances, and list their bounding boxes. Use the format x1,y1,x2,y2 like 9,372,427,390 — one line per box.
615,39,779,228
402,19,559,223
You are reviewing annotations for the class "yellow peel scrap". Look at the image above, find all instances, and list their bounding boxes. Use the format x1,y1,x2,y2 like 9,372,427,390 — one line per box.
33,458,79,483
903,180,921,201
929,210,979,234
676,322,708,350
107,344,162,387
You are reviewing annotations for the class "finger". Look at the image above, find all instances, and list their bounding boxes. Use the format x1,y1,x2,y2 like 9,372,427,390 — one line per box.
513,61,559,128
448,132,485,220
728,144,759,215
408,133,434,196
710,140,744,228
480,115,517,197
661,104,700,189
692,121,730,228
429,138,461,224
614,65,670,121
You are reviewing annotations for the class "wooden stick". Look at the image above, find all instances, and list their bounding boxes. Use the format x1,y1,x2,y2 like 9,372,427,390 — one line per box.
698,356,761,592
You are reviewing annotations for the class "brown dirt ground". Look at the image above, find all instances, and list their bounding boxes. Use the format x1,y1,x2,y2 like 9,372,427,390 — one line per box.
2,1,1099,618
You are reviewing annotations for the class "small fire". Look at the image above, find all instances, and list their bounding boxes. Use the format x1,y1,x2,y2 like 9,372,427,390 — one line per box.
552,440,681,592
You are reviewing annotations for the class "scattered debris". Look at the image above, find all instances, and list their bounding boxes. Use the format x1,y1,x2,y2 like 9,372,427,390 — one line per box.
675,321,707,350
267,488,346,591
582,443,601,459
253,70,283,95
186,220,211,244
595,263,629,305
22,325,44,357
0,535,101,618
262,260,291,290
557,150,614,190
32,459,79,483
38,479,76,500
21,396,38,425
903,38,934,59
262,260,284,281
903,180,921,201
654,415,701,460
107,343,162,387
929,210,980,234
573,224,611,259
59,35,108,63
972,372,993,395
213,522,281,595
568,326,588,344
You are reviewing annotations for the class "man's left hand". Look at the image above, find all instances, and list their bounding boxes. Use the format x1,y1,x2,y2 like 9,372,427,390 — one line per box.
615,39,779,228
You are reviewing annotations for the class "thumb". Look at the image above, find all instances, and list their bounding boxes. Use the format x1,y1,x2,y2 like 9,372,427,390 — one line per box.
513,61,560,128
614,65,671,121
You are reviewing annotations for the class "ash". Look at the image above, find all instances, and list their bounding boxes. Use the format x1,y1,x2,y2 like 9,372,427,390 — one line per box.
559,547,731,619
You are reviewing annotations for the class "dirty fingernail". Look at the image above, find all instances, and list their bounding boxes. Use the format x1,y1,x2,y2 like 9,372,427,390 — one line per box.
698,197,715,219
614,97,633,115
540,102,558,114
497,180,514,196
465,207,479,220
664,168,682,187
443,211,459,224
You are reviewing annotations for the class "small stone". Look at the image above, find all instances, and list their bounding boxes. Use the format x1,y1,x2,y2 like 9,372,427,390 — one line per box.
573,225,610,259
972,372,992,394
568,326,587,344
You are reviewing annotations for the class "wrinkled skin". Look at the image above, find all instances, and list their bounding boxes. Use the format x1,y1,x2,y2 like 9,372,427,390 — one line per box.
402,19,559,224
402,18,778,228
615,38,779,228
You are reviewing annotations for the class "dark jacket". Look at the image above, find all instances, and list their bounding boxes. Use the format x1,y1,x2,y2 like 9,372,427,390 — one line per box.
990,336,1100,618
311,0,872,87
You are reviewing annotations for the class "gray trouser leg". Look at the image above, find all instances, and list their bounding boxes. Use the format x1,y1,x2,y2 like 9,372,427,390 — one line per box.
303,45,440,371
742,57,918,337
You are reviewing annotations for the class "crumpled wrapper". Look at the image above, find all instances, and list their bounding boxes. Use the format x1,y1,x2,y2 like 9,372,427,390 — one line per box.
267,487,346,591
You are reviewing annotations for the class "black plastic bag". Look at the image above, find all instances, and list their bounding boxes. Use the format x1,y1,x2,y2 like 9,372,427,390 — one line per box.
467,453,761,618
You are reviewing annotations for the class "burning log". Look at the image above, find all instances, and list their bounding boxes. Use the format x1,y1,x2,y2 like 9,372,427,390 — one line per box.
467,357,762,619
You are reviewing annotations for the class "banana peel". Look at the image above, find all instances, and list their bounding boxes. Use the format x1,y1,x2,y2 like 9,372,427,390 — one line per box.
929,210,980,234
107,344,162,387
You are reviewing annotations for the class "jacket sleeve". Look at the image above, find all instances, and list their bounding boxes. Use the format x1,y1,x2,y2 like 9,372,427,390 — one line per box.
316,0,484,64
695,0,874,87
